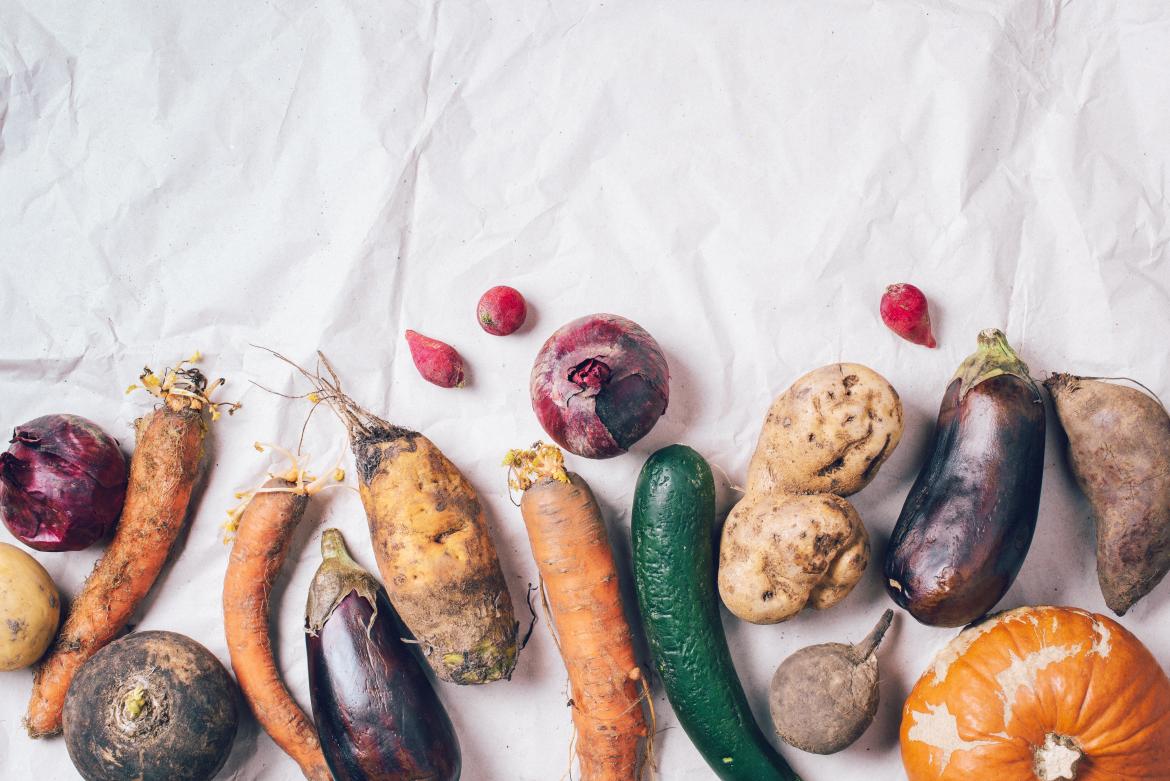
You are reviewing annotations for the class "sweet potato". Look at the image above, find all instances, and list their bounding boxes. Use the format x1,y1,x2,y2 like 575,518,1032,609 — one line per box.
1046,374,1170,615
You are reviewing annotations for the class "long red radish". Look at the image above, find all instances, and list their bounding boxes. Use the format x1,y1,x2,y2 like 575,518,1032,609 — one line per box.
505,443,649,780
26,357,236,737
223,444,340,781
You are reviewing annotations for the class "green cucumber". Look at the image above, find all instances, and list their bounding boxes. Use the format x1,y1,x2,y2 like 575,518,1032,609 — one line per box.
632,445,801,781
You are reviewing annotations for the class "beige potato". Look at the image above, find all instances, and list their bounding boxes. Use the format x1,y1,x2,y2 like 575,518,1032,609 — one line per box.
747,363,903,497
718,492,869,623
0,542,60,670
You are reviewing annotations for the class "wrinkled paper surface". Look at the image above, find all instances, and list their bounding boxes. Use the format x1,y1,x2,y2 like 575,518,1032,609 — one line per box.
2,1,1169,779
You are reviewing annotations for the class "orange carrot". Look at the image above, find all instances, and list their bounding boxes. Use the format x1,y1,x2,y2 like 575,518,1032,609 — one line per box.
26,359,234,737
506,443,649,781
223,469,331,781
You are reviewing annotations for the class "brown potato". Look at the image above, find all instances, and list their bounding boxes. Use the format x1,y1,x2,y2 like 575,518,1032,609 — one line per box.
747,363,903,497
718,492,869,624
0,542,59,671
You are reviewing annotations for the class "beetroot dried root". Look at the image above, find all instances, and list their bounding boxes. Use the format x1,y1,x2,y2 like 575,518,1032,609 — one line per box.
880,283,937,348
477,286,527,336
405,331,466,388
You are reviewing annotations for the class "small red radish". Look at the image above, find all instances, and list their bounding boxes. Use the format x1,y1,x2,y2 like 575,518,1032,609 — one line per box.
880,283,937,348
477,286,527,336
404,330,465,388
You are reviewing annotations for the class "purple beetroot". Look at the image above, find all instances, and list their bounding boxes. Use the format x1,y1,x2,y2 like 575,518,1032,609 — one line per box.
530,314,669,459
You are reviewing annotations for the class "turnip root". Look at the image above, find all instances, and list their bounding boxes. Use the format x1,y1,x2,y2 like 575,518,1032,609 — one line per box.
769,610,893,755
1046,374,1170,615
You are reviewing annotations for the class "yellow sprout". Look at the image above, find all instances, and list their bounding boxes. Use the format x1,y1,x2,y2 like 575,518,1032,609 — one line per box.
504,442,570,492
222,443,349,545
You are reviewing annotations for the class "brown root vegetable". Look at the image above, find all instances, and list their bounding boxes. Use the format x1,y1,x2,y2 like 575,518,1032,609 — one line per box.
1046,374,1170,615
719,363,900,625
0,542,60,670
769,610,893,755
718,492,869,624
747,363,904,498
62,630,238,781
288,352,517,684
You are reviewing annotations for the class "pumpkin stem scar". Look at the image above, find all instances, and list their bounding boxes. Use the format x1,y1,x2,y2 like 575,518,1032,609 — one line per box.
1034,733,1082,780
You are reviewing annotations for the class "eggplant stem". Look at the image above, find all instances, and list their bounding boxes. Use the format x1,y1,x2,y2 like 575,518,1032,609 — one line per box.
305,528,382,636
953,328,1036,400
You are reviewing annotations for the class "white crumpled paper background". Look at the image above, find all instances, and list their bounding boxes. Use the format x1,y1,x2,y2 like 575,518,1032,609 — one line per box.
2,1,1169,779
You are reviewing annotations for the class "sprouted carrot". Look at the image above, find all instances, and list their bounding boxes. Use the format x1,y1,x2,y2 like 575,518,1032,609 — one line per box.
223,442,343,781
26,354,237,737
505,442,651,781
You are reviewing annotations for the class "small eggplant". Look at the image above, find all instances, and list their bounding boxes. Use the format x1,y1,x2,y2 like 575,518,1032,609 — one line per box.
306,529,461,781
883,329,1045,627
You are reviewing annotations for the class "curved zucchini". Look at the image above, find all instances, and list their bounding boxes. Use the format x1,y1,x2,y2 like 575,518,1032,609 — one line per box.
633,445,800,781
883,329,1045,627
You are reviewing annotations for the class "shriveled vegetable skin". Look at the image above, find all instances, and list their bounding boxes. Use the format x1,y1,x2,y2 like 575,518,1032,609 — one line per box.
306,529,460,781
62,630,238,781
509,447,647,780
747,363,903,497
884,329,1044,627
223,478,330,781
633,445,799,781
1046,374,1170,615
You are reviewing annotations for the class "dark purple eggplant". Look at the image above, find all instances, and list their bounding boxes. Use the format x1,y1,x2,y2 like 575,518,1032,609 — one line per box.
305,529,460,781
883,329,1045,627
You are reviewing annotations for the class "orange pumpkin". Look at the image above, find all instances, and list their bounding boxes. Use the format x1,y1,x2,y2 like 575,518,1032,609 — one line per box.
901,605,1170,781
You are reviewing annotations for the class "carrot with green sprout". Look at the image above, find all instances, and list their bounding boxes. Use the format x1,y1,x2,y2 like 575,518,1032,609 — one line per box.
26,355,237,738
505,442,650,780
223,443,343,781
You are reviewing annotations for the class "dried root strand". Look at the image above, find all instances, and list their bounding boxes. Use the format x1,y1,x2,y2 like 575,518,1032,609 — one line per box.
252,346,411,444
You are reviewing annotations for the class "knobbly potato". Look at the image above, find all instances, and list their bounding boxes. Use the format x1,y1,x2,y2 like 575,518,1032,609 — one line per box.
747,363,903,497
0,542,60,670
718,492,869,623
719,363,901,624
